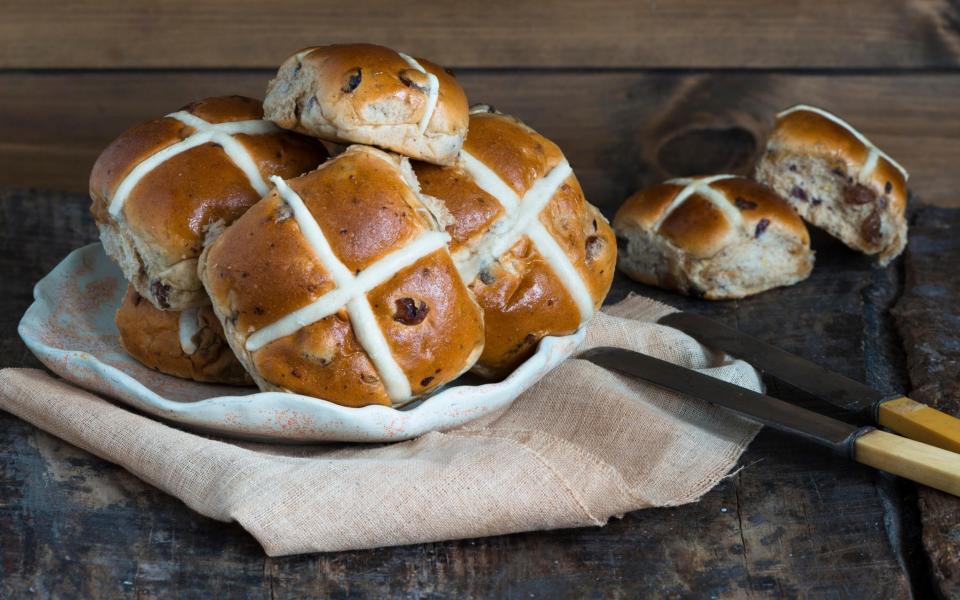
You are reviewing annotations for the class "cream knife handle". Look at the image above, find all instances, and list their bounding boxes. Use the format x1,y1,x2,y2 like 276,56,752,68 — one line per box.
855,429,960,496
876,396,960,454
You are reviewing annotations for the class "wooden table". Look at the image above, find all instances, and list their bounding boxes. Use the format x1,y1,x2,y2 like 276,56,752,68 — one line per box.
2,1,960,596
2,188,958,598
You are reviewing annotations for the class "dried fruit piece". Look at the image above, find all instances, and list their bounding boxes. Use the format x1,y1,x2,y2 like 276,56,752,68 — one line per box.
585,235,605,261
844,183,875,205
861,210,882,243
150,279,171,309
755,218,771,238
393,297,429,325
342,68,362,93
398,69,429,92
734,197,758,210
478,269,495,285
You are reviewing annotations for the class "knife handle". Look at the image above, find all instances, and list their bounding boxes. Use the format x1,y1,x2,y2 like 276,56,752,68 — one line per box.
875,396,960,454
854,429,960,496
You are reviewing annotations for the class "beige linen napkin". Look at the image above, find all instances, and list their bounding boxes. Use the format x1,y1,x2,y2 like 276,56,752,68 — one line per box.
0,295,760,556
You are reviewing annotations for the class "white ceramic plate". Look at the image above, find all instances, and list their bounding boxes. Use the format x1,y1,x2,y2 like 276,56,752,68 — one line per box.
18,244,585,442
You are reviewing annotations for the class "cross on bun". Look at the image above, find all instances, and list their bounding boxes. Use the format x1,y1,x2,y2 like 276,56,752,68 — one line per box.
264,43,469,166
115,285,252,385
90,96,329,311
198,145,485,407
754,105,908,266
614,175,814,299
413,106,616,376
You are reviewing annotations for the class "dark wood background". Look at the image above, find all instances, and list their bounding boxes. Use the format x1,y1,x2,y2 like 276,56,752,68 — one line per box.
3,0,960,212
2,1,960,598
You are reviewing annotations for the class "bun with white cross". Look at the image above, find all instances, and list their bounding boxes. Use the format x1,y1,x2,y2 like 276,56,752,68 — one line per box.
264,43,468,166
413,106,617,376
115,285,252,385
90,96,329,311
614,175,814,299
197,145,486,407
754,105,908,266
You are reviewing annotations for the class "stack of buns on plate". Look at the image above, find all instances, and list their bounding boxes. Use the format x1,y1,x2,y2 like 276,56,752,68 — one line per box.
92,43,616,407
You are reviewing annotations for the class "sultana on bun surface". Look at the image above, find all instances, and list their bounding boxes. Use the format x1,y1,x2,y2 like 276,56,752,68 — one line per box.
198,145,485,408
90,96,329,311
264,43,469,166
413,106,616,376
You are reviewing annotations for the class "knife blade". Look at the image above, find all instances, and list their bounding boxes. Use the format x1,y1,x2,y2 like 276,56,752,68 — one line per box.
580,346,960,497
580,346,863,454
657,312,960,454
658,312,884,412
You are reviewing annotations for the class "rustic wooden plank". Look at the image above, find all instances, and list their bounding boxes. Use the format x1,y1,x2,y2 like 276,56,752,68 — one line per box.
4,0,960,69
893,206,960,599
3,70,960,209
0,191,921,597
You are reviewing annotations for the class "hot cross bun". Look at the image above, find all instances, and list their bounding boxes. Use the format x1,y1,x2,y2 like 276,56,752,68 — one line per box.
614,175,814,299
413,106,616,376
90,96,329,311
754,105,908,266
264,43,469,166
115,285,252,385
198,145,485,407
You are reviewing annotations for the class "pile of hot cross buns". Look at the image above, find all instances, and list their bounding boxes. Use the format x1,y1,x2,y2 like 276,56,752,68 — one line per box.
91,43,617,407
91,43,908,407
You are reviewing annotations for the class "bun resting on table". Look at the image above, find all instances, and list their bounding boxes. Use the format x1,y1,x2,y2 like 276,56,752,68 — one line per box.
198,145,485,408
264,43,469,166
754,104,908,266
413,105,616,377
115,285,252,385
90,96,329,311
614,175,814,300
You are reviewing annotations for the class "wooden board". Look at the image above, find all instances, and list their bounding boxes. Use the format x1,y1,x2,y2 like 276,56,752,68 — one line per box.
3,188,945,598
3,71,960,208
4,0,960,69
893,206,960,598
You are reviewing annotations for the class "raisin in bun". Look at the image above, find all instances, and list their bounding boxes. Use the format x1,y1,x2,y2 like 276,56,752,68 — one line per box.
90,96,329,311
413,106,616,377
754,105,908,266
614,175,814,299
198,145,485,408
115,285,252,385
264,43,468,166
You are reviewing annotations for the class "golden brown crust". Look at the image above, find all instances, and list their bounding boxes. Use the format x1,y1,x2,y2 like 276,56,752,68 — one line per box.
767,107,907,215
90,96,329,310
613,176,814,299
413,162,504,251
288,151,422,272
538,175,617,304
755,106,907,265
200,146,485,407
414,109,616,376
463,111,566,196
115,285,252,385
264,44,469,165
615,177,810,259
471,238,582,371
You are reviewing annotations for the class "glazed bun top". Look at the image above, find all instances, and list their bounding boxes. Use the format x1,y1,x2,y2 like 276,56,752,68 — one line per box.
614,175,810,259
767,105,908,215
414,106,616,375
199,145,485,407
90,96,329,308
264,43,469,165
